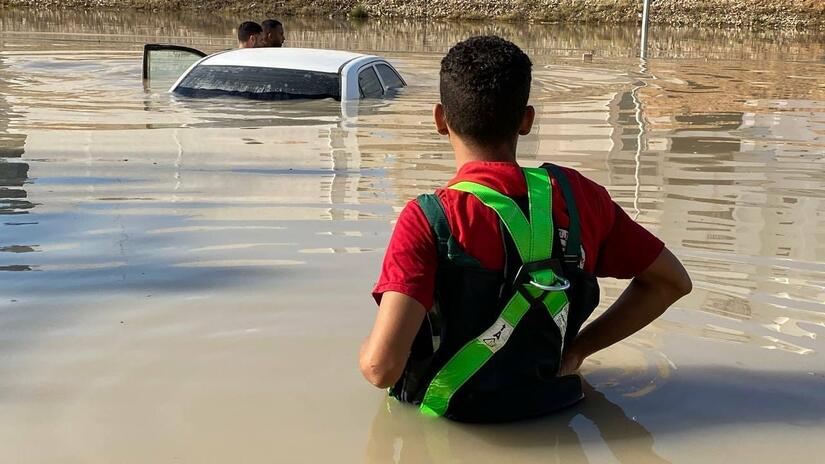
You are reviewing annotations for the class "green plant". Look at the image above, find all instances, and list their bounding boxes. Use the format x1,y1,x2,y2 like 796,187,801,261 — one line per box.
348,3,368,19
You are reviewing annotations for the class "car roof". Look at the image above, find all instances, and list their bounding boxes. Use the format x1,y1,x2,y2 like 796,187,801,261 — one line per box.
199,48,374,74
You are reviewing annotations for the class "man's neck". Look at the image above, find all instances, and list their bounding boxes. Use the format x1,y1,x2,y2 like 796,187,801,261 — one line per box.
451,135,518,170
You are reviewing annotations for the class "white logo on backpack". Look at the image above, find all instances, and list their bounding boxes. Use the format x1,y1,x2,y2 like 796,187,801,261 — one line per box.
554,302,570,352
478,318,514,353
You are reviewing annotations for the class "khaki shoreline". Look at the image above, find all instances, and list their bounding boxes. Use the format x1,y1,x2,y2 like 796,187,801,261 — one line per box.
3,0,825,30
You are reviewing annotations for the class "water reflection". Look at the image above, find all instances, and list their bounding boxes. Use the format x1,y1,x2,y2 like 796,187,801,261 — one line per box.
4,8,825,59
2,110,369,288
596,56,825,358
0,52,32,219
0,154,31,216
366,381,669,464
1,7,825,462
366,361,825,463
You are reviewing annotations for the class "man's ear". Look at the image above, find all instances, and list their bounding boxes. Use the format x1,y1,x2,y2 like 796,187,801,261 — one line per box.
518,105,536,136
433,103,449,135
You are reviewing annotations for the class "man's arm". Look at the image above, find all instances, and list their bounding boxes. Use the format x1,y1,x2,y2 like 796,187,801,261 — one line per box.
560,247,691,375
360,291,426,388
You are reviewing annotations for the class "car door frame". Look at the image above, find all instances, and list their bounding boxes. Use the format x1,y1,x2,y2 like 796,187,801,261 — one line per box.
142,43,207,80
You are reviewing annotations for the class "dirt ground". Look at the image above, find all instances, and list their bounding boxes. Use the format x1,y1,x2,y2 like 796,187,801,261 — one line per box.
3,0,825,30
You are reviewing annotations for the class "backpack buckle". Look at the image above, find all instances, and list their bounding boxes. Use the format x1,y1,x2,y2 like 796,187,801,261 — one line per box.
563,253,581,266
512,258,569,292
528,275,570,292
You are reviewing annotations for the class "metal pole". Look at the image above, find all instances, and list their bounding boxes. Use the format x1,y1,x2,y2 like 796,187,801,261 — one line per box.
640,0,651,59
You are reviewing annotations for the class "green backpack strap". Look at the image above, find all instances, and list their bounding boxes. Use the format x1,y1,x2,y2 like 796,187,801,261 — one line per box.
419,168,571,418
417,194,450,260
416,194,480,267
543,164,581,265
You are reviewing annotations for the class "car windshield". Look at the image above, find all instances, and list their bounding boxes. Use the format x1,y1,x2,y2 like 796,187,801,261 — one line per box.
174,65,341,101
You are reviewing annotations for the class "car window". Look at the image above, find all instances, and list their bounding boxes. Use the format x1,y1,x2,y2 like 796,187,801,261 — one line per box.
174,65,341,101
375,63,405,90
146,50,202,81
143,44,205,82
358,67,384,99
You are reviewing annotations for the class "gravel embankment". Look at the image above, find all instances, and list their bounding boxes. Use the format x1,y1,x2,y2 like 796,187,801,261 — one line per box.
2,0,825,29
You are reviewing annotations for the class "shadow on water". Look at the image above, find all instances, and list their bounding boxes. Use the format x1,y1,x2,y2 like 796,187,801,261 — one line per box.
366,381,669,464
3,263,297,293
366,367,825,463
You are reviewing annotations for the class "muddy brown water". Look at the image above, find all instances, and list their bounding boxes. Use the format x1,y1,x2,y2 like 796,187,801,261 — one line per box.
1,8,825,463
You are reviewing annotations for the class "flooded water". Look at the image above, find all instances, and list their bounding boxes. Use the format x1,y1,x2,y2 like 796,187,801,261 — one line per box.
2,8,825,463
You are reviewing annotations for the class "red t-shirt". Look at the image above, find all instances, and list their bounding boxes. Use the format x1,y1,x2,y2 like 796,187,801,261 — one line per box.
373,161,664,310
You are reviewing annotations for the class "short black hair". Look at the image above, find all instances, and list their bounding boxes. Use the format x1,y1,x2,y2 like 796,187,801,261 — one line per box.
237,21,262,42
262,19,282,31
440,36,532,145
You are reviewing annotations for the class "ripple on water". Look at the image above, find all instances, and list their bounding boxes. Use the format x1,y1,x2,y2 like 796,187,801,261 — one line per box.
2,11,825,461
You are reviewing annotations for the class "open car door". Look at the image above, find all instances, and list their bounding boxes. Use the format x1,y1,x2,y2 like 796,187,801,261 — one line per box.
143,44,207,85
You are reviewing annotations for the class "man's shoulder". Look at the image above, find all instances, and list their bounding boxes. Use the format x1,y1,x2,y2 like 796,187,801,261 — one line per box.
550,165,607,192
395,197,432,232
551,165,613,213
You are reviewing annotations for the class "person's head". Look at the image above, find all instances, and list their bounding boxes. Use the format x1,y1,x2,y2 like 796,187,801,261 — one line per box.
261,19,285,47
434,35,534,160
237,21,263,48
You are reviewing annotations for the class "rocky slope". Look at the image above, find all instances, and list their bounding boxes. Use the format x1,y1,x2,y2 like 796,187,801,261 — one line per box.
3,0,825,29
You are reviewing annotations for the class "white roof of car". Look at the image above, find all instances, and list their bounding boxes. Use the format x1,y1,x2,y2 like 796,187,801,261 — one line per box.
199,48,373,74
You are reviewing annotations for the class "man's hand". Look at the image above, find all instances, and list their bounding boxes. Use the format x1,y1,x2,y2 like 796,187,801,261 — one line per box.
359,292,426,388
559,347,585,376
561,247,691,374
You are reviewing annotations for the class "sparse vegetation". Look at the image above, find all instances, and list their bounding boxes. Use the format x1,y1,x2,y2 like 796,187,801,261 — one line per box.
498,11,527,21
4,0,825,30
348,3,368,19
446,10,487,21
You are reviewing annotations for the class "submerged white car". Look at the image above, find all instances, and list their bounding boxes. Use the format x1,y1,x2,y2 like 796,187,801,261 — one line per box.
143,44,406,101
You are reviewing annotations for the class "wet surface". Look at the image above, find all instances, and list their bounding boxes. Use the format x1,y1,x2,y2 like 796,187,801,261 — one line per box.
1,8,825,463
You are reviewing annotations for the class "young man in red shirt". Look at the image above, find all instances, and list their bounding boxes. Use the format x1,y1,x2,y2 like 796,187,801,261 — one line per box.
360,36,691,422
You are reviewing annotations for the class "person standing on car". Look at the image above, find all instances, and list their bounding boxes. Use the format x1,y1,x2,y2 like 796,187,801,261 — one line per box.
261,19,285,48
237,21,263,49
